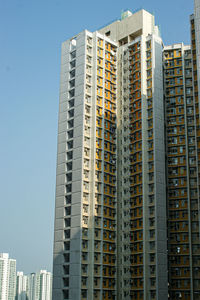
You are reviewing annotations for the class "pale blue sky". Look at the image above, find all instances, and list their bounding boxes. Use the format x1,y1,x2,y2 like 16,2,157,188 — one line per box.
0,0,193,274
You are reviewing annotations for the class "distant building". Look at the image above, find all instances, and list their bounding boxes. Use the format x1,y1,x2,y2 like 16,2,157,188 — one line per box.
39,271,52,300
27,270,52,300
15,272,28,300
0,255,51,300
26,273,35,300
0,253,16,300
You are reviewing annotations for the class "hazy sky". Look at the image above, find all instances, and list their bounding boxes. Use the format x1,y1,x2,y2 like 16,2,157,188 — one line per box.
0,0,194,274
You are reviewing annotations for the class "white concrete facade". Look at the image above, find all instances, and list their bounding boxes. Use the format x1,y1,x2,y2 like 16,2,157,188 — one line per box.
0,253,16,300
15,272,28,300
27,270,52,300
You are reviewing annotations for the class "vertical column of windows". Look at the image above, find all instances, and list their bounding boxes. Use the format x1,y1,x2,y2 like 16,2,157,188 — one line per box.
63,40,77,300
81,35,93,300
146,39,156,300
129,41,144,300
121,48,131,299
92,37,104,300
102,40,117,300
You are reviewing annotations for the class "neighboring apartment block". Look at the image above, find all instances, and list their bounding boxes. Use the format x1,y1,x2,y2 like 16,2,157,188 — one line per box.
163,43,200,299
0,253,16,300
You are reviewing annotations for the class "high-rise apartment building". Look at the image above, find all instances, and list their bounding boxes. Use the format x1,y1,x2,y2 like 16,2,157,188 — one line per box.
0,255,52,300
27,270,52,300
39,270,52,300
53,9,167,300
163,43,200,300
15,272,28,300
0,253,16,300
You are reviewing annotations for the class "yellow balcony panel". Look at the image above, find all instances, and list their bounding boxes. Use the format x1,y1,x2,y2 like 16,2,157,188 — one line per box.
97,49,103,57
97,39,103,48
96,153,102,160
96,132,102,139
96,143,102,149
97,88,103,96
97,61,103,68
106,43,111,51
97,68,103,77
97,80,103,87
96,121,102,127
